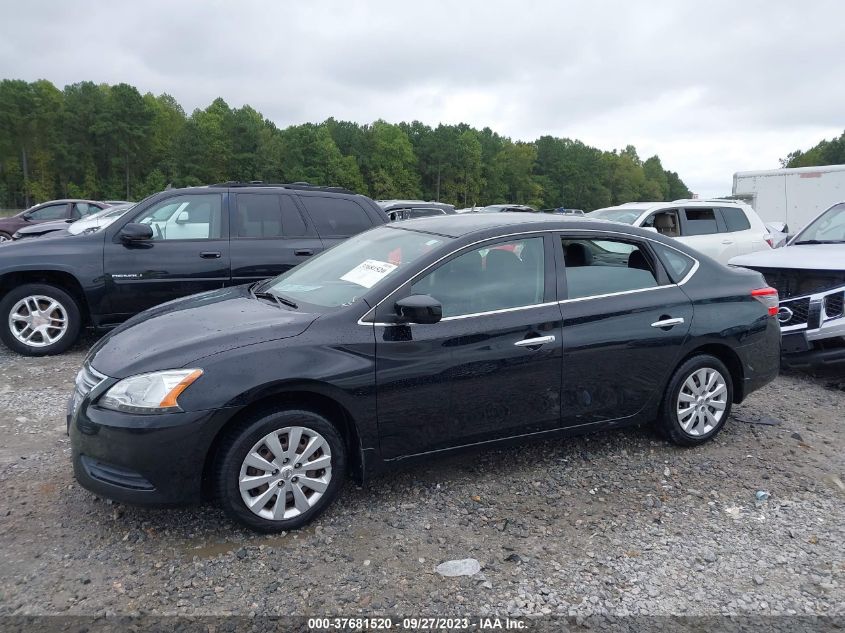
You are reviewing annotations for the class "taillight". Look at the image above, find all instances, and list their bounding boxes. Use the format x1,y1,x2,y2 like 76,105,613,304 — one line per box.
765,237,774,248
751,287,779,316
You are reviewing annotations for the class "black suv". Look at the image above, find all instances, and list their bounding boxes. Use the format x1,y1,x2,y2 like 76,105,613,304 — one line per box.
0,183,388,356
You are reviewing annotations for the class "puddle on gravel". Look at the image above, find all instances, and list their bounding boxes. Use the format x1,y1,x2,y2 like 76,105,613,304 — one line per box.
183,525,316,559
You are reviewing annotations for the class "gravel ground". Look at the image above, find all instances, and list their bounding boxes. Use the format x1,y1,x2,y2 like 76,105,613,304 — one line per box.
0,336,843,619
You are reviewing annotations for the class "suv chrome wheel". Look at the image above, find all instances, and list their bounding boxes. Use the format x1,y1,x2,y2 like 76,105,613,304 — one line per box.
676,367,727,436
9,295,69,348
238,425,333,521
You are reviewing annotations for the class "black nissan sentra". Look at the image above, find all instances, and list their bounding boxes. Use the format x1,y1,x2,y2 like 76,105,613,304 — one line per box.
70,213,781,532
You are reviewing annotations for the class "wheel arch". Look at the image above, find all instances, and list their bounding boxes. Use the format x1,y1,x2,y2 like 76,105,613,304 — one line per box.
0,269,91,325
201,384,367,498
678,343,745,403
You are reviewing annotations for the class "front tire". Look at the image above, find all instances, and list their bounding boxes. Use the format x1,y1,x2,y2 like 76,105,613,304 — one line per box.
215,408,346,532
658,354,733,446
0,231,12,242
0,283,81,356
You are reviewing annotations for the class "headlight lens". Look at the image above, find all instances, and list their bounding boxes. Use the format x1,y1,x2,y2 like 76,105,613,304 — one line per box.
99,369,203,414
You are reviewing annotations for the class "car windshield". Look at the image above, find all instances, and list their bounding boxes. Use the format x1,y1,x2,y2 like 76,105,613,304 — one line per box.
793,202,845,244
67,204,134,235
262,226,452,309
588,208,647,224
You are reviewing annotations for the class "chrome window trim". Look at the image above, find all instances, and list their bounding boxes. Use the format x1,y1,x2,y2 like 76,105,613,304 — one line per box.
357,228,700,326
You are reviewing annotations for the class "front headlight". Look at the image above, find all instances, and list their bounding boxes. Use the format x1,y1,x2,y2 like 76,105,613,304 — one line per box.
99,369,203,414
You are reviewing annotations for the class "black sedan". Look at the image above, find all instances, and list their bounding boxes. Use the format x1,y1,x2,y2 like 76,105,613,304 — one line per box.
70,214,781,532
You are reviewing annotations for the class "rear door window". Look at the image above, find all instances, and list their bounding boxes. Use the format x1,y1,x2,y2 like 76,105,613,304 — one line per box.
234,193,307,238
562,237,660,299
681,208,719,236
300,196,374,237
719,207,751,232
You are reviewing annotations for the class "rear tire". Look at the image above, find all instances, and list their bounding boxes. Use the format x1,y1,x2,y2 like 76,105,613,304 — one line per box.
658,354,733,446
0,283,81,356
214,408,346,532
0,231,11,242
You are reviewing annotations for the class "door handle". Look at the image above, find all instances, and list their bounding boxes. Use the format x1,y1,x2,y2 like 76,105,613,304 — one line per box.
651,317,685,328
721,240,734,245
295,249,314,257
514,335,556,347
199,251,221,259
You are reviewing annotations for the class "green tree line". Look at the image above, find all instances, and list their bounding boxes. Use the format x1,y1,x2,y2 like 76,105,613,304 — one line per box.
782,130,845,168
0,79,691,210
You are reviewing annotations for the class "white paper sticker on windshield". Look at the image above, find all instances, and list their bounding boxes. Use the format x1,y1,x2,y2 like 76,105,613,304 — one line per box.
340,259,398,288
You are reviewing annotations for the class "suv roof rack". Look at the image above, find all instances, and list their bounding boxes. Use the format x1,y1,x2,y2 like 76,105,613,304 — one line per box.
671,197,741,204
208,181,356,194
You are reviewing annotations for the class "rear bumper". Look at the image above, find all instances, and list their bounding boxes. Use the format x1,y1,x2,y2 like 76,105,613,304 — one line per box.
735,319,781,401
70,403,240,506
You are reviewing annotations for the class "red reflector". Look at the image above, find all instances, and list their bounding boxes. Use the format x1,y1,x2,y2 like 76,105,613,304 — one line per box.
751,288,778,297
768,307,778,316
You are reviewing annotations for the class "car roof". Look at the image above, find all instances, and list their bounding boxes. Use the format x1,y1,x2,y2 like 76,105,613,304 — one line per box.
391,211,665,239
599,199,748,212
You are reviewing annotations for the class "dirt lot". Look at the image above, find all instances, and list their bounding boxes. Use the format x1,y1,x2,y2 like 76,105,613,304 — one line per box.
0,336,843,618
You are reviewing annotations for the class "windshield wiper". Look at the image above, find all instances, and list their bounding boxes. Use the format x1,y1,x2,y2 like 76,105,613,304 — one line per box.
253,289,298,310
793,239,845,245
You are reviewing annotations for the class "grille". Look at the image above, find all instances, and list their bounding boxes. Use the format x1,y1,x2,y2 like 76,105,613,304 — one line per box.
778,297,810,327
75,363,106,396
825,292,845,319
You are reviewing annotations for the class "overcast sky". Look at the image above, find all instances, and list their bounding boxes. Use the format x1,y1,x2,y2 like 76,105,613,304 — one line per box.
1,0,842,197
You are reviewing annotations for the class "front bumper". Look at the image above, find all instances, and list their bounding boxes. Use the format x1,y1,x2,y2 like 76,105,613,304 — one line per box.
70,391,240,505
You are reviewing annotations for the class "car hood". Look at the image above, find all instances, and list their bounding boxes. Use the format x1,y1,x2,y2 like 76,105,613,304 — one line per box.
729,244,845,271
88,285,320,378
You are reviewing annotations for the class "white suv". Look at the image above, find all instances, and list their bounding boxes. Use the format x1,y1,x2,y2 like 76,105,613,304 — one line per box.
589,199,772,264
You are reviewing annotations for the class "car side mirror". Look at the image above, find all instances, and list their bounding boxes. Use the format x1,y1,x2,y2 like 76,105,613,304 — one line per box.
395,294,442,324
766,222,788,234
119,223,154,242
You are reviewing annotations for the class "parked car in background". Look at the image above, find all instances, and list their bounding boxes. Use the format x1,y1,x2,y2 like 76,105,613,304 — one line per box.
0,182,388,356
0,199,109,242
13,204,134,240
730,201,845,369
543,208,585,216
376,200,456,222
477,204,537,213
69,213,780,532
590,199,772,264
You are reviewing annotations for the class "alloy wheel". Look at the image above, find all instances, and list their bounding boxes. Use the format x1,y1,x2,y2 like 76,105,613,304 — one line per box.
8,295,69,348
675,367,728,436
238,425,333,521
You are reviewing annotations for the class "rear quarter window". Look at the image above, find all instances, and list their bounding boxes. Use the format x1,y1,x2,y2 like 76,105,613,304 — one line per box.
652,243,696,283
300,196,374,237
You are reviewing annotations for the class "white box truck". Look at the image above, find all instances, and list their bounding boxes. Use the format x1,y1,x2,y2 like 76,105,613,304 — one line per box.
732,164,845,233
